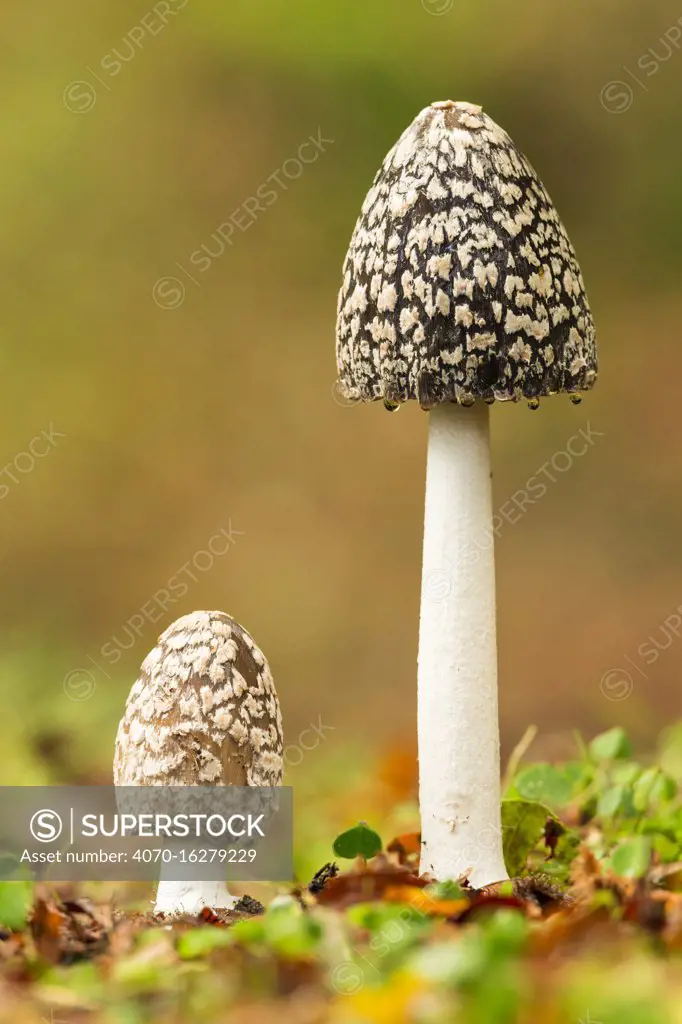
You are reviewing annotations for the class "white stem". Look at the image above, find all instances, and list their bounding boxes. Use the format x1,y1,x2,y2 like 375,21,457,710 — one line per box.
154,844,237,915
417,402,508,887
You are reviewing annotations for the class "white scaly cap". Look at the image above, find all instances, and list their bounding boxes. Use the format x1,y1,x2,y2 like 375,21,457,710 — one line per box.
114,610,283,914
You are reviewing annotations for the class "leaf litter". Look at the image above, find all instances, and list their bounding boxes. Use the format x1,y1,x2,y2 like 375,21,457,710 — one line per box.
2,726,682,1021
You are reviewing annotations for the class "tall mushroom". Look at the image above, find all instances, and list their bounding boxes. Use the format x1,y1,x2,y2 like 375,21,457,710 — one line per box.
114,610,284,914
336,101,597,887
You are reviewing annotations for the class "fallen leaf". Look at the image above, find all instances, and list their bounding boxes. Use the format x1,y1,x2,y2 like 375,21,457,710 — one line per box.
31,894,111,964
386,833,422,865
315,862,426,909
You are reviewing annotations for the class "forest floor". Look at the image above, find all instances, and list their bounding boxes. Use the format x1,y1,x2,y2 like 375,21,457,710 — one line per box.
2,725,682,1023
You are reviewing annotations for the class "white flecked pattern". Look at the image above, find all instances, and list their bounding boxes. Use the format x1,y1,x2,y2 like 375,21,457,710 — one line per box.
114,610,284,788
336,101,597,407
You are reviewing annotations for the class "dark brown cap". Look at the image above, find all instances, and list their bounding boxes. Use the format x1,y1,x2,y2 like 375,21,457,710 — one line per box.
336,101,597,409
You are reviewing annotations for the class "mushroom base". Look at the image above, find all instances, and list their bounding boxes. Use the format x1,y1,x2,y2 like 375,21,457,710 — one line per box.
154,878,237,916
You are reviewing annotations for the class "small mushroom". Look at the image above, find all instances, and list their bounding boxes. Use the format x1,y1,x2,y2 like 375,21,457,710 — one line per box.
335,101,597,886
114,610,283,914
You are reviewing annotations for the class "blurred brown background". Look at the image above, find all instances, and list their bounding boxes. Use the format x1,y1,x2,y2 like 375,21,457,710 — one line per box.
1,0,682,784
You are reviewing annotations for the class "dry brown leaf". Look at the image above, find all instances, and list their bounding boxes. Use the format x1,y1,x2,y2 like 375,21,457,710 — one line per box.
386,833,422,866
31,895,112,965
315,864,426,909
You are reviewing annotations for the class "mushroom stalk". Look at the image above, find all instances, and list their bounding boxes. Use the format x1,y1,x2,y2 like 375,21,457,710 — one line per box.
418,401,508,887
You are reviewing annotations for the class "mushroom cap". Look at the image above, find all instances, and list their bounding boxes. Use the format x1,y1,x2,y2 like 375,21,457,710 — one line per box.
114,610,283,788
336,101,597,408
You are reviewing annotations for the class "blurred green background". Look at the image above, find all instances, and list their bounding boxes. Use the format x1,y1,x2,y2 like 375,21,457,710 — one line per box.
2,0,682,794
